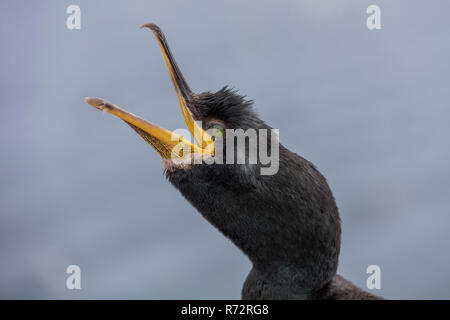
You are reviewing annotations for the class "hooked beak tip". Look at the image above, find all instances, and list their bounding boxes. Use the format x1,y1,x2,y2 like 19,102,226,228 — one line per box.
140,23,159,31
85,96,106,110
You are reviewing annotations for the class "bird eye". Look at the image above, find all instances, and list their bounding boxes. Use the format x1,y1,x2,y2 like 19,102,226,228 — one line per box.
209,124,225,138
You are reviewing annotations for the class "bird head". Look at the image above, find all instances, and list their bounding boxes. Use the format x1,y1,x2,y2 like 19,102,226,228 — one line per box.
86,23,341,291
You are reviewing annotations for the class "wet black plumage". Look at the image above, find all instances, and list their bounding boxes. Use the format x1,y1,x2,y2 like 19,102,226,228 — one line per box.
165,88,381,300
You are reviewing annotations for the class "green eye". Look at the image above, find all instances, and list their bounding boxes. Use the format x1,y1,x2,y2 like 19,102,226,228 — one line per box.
209,124,225,138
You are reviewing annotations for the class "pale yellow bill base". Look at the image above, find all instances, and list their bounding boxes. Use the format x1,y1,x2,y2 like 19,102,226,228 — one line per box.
141,23,214,150
85,96,211,159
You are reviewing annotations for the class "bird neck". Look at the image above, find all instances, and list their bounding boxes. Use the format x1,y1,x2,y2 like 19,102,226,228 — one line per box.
242,264,329,299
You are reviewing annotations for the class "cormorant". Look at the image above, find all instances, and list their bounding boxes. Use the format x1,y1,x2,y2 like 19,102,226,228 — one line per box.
85,23,382,300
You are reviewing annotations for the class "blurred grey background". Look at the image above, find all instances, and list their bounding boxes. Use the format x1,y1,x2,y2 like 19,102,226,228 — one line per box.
1,0,449,299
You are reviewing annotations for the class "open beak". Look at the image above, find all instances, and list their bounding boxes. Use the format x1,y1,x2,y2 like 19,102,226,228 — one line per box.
85,23,214,160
